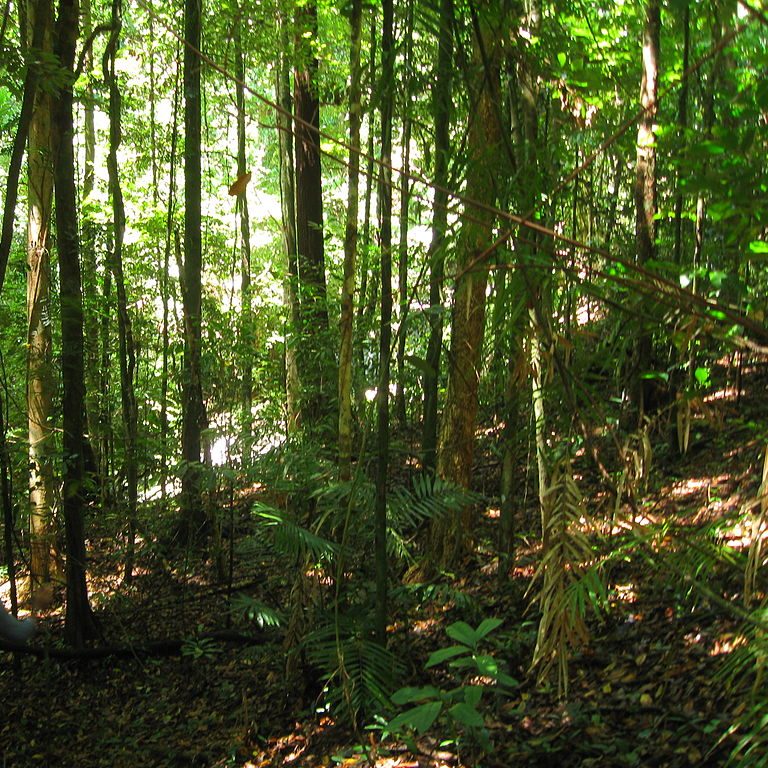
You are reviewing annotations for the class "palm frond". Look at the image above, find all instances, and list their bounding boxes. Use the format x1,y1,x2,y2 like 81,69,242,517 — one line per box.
305,618,405,723
530,456,604,698
251,502,338,563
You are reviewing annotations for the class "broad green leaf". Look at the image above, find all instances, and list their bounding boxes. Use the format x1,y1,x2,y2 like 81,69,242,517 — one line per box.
426,645,468,668
474,617,503,640
404,354,435,377
694,367,711,386
449,701,485,728
463,685,484,708
749,240,768,254
446,621,478,648
391,685,440,705
474,654,499,677
389,701,442,734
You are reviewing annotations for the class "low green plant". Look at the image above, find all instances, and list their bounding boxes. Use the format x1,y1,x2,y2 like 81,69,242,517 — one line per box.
385,618,517,754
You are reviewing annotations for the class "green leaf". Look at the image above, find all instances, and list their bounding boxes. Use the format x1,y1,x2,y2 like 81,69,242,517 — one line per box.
449,701,485,728
389,701,443,734
749,240,768,254
426,645,468,668
391,685,440,705
694,367,711,387
463,685,484,708
404,354,435,377
474,654,499,677
557,51,567,67
474,617,503,640
446,621,478,648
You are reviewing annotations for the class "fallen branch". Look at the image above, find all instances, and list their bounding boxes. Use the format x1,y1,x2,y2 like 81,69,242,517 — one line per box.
0,628,277,660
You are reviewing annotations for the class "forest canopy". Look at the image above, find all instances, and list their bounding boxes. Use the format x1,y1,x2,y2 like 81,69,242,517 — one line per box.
1,0,768,764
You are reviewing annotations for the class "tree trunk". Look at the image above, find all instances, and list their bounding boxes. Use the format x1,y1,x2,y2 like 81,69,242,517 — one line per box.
672,0,689,265
429,9,503,569
294,0,333,435
633,0,660,421
104,0,138,584
422,0,453,476
0,0,47,294
180,0,206,539
338,0,362,482
26,0,57,594
80,0,102,492
394,0,414,428
375,0,394,646
234,18,253,465
160,54,180,502
275,14,300,435
53,0,97,646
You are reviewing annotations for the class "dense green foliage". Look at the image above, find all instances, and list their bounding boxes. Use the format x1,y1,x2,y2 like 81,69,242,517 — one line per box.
1,0,768,763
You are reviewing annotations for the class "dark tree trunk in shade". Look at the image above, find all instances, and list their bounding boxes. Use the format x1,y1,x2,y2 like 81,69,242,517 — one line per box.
53,0,98,646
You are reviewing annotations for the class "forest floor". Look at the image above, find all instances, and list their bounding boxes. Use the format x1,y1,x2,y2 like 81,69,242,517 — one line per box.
1,367,766,767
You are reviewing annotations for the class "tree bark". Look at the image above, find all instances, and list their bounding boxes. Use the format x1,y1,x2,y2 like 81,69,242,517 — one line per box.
104,0,138,583
26,0,57,594
275,13,300,435
293,0,334,435
338,0,362,482
234,18,253,465
375,0,394,645
394,0,414,428
422,0,453,476
633,0,660,421
0,0,47,295
429,9,503,569
53,0,98,646
180,0,206,539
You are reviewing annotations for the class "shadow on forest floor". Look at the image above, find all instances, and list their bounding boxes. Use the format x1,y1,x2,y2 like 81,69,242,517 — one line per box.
1,368,766,767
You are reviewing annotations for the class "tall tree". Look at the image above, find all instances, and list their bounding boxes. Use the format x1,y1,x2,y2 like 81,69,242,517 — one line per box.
234,15,253,464
26,0,57,594
429,5,503,569
180,0,206,538
53,0,97,646
394,0,414,428
275,11,300,434
104,0,138,582
422,0,453,476
633,0,661,421
374,0,394,645
293,0,333,434
338,0,363,482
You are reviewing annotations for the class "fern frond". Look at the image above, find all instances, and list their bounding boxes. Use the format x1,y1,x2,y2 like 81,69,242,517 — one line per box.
530,456,603,698
305,619,404,723
251,502,338,563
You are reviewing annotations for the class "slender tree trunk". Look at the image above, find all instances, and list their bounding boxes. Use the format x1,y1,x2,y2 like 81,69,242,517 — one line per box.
160,50,180,502
0,385,18,616
633,0,660,421
374,0,394,646
354,19,377,416
422,0,453,476
293,0,333,435
338,0,362,482
0,0,47,294
672,1,689,265
275,14,300,434
104,0,138,584
26,0,57,595
394,0,414,428
81,0,102,490
180,0,206,539
429,9,503,569
234,19,253,464
53,0,97,646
